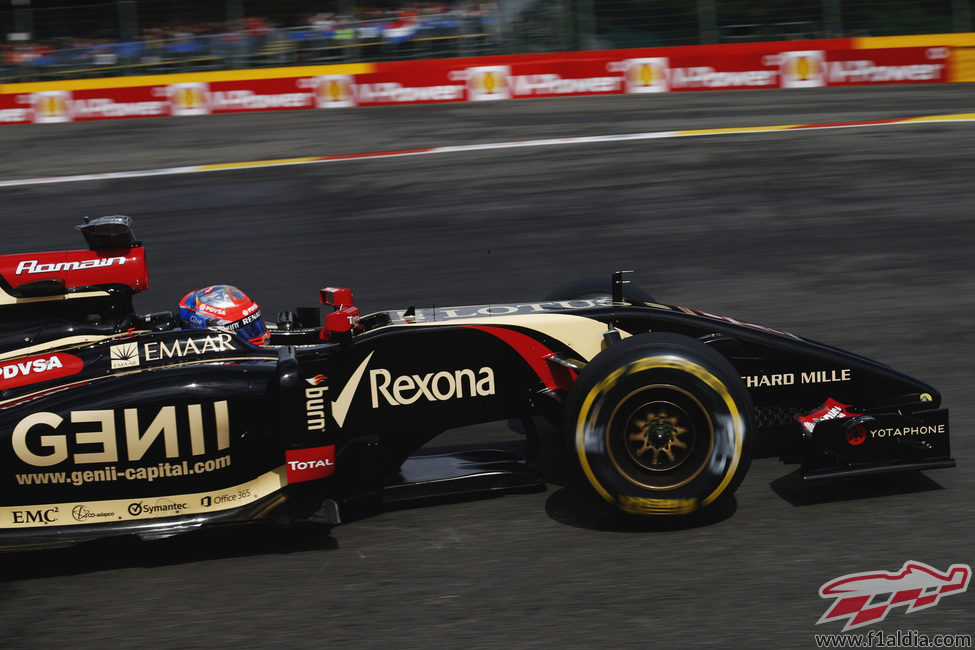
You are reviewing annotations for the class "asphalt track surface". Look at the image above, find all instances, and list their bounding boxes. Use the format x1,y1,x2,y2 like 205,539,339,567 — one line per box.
0,85,974,648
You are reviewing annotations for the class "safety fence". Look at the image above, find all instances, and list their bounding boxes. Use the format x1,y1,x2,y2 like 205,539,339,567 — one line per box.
1,7,497,83
2,1,973,83
1,32,972,125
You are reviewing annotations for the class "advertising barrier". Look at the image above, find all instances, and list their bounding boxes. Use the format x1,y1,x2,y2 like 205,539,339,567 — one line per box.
0,35,970,125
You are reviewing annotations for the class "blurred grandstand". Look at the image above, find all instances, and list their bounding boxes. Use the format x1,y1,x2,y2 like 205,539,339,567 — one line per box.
1,1,500,81
1,0,972,82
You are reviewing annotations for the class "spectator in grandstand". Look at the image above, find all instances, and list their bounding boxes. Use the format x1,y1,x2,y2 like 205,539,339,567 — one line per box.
0,0,498,81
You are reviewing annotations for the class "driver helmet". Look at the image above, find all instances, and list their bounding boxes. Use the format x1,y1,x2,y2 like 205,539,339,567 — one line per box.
178,285,269,346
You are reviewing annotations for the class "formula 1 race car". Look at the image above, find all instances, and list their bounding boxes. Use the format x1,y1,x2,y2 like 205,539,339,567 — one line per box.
0,217,953,549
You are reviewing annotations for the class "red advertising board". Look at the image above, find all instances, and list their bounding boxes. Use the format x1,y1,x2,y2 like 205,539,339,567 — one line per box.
0,44,952,124
819,48,948,85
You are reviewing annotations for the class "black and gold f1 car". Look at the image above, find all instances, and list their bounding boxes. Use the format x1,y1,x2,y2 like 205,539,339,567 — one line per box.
0,217,953,549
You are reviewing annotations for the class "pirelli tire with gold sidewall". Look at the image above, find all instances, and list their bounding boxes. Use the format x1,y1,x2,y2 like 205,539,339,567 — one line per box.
566,333,754,517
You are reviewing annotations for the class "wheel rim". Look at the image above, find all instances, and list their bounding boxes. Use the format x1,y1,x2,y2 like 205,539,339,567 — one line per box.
606,384,715,491
625,402,693,471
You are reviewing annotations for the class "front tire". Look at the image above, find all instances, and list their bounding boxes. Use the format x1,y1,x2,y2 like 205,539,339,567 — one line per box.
565,333,753,517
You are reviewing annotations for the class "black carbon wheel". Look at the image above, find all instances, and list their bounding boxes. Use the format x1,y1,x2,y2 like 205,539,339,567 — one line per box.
544,277,656,304
565,333,753,516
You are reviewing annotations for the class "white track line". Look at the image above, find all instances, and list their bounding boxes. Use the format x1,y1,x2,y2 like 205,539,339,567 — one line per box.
1,114,972,189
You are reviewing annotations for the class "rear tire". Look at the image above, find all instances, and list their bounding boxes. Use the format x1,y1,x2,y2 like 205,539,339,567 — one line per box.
565,333,753,517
